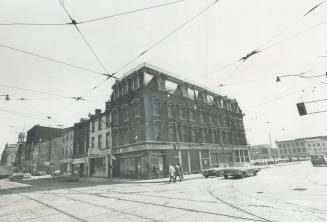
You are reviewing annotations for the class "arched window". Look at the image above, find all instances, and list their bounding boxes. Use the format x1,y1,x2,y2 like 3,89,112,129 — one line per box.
153,99,160,116
167,102,174,118
179,105,186,120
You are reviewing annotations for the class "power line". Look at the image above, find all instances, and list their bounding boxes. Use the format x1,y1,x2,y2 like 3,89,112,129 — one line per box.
114,0,220,75
0,42,107,76
58,0,114,79
78,0,191,24
0,0,190,26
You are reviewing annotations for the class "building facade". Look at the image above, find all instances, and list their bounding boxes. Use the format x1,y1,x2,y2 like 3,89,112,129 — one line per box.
88,109,112,177
59,127,74,174
277,136,327,159
73,119,90,176
0,143,18,167
22,125,63,173
110,63,248,178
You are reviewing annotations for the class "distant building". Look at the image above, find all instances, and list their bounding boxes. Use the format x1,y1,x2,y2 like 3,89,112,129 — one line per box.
248,144,279,164
0,143,18,166
22,125,63,172
88,109,112,177
276,136,327,159
110,63,248,178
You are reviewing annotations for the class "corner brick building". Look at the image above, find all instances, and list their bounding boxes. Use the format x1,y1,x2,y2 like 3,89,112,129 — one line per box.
110,63,248,178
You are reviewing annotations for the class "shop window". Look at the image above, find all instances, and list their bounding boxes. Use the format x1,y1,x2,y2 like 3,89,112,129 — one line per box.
167,102,174,118
153,99,160,116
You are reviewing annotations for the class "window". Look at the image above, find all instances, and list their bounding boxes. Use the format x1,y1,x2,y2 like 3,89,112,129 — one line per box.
179,105,187,120
123,81,129,95
133,101,141,118
106,114,110,127
123,129,128,145
167,103,174,118
209,113,214,125
133,75,140,89
181,126,187,142
98,118,102,130
191,127,196,143
153,99,160,115
123,106,129,121
113,130,119,147
189,108,196,121
92,121,95,132
105,133,110,148
154,123,161,141
98,135,102,149
158,77,165,90
91,137,95,148
168,124,176,142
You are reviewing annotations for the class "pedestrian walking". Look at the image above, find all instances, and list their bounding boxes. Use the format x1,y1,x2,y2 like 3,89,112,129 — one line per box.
174,163,182,182
168,164,176,183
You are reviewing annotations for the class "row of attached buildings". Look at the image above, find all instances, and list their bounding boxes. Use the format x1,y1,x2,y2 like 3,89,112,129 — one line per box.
12,63,250,178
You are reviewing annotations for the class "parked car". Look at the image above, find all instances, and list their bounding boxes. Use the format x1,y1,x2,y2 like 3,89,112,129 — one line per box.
8,173,32,181
57,173,80,182
311,154,327,167
222,162,261,179
202,163,230,178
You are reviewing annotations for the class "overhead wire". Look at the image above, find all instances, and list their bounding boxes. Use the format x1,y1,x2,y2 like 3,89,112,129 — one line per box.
0,0,191,26
57,0,113,78
197,1,326,81
0,42,107,76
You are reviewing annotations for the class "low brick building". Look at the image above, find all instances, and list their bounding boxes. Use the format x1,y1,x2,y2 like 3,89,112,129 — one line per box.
110,63,248,178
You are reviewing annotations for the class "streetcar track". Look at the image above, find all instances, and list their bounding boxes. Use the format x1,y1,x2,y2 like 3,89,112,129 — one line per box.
19,193,88,222
207,184,275,222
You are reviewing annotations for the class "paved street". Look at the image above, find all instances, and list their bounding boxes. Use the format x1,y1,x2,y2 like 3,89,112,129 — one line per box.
0,161,326,222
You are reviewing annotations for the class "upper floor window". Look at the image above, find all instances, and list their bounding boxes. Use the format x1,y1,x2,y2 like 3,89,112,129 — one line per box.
200,111,204,124
91,137,95,148
133,75,140,89
98,135,102,149
158,77,165,90
133,101,141,118
106,114,110,127
91,121,95,132
179,105,187,120
189,108,196,121
106,133,110,148
98,118,102,131
180,126,187,142
167,103,174,118
123,81,129,95
112,109,119,124
153,99,160,116
123,105,129,122
168,124,176,142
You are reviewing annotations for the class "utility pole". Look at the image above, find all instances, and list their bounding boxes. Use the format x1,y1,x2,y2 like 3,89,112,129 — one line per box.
174,121,183,177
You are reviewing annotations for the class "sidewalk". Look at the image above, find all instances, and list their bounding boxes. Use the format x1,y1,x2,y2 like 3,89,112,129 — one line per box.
0,179,32,191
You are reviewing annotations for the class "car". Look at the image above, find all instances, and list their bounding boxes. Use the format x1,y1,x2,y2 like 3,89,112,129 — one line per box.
201,163,230,178
222,162,261,179
57,173,80,182
311,154,327,167
8,173,32,181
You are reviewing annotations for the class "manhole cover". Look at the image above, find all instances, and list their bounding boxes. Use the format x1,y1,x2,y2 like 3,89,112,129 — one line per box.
293,188,307,191
257,192,264,194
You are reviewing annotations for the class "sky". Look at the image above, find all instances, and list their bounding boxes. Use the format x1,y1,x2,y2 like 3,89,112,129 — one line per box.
1,0,327,154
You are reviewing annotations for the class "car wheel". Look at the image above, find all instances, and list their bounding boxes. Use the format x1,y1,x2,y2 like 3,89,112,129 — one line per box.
240,172,246,179
224,175,228,179
205,175,209,178
253,171,257,176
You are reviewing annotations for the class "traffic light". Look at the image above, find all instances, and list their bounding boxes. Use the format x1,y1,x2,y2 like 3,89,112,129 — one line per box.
296,102,307,116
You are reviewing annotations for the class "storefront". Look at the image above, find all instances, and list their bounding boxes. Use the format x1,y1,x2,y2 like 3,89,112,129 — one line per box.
72,158,88,176
89,156,106,177
60,158,72,174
